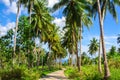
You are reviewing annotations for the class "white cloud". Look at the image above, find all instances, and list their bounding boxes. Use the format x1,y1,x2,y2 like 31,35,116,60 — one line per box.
53,17,66,28
48,0,59,8
52,17,66,37
2,0,24,14
104,36,117,40
2,0,10,6
2,0,17,14
81,45,89,53
6,2,17,14
0,22,15,37
2,0,27,15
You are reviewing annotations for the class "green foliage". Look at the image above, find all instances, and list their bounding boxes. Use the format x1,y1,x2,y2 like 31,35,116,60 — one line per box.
0,65,61,80
0,65,41,80
109,46,117,56
0,68,23,80
64,67,80,79
108,56,120,69
117,34,120,45
88,38,99,55
65,63,120,80
109,68,120,80
65,66,103,80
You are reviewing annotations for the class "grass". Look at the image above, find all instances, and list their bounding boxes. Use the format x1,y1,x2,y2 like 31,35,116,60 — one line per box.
64,65,120,80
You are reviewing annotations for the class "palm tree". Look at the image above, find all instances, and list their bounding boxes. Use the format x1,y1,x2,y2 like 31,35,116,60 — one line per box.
28,0,54,68
117,34,120,53
88,38,99,56
109,46,116,56
62,24,76,66
78,13,92,71
97,0,111,78
96,0,110,79
91,0,119,78
9,0,21,65
30,0,54,42
53,0,92,71
117,34,120,45
9,0,31,65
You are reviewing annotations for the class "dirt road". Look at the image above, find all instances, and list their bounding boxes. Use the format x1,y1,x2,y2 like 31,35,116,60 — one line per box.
40,69,68,80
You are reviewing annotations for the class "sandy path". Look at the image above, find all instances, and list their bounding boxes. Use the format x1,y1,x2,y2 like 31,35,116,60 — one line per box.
40,69,68,80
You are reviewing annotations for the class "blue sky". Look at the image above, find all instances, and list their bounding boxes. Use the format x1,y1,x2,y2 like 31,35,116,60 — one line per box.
0,0,120,55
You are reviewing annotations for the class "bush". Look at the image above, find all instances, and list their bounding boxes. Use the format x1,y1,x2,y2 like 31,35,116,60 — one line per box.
109,56,120,69
85,73,102,80
64,67,80,79
0,68,23,80
64,66,103,80
109,68,120,80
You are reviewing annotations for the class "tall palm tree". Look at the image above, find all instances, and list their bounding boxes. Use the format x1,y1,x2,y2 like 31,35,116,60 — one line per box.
97,1,109,77
53,0,92,71
91,0,119,78
30,0,65,69
78,13,92,71
9,0,31,65
9,0,21,65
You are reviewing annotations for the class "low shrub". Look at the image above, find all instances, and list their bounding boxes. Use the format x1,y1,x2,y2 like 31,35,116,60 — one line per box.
109,68,120,80
64,67,80,79
65,66,103,80
109,57,120,69
0,68,23,80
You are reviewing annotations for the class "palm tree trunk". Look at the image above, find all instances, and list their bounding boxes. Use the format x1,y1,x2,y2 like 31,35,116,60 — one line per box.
72,51,74,66
37,53,40,67
98,36,102,73
42,56,44,69
56,54,57,67
76,43,80,71
72,23,80,71
97,0,110,79
68,53,71,66
79,25,82,71
29,1,33,23
47,52,50,70
13,0,20,65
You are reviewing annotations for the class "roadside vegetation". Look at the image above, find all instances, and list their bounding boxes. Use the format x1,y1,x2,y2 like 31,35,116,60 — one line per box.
65,53,120,80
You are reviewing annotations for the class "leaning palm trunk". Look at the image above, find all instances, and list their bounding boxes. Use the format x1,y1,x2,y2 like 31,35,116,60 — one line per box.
13,1,20,65
97,0,110,79
98,36,102,73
